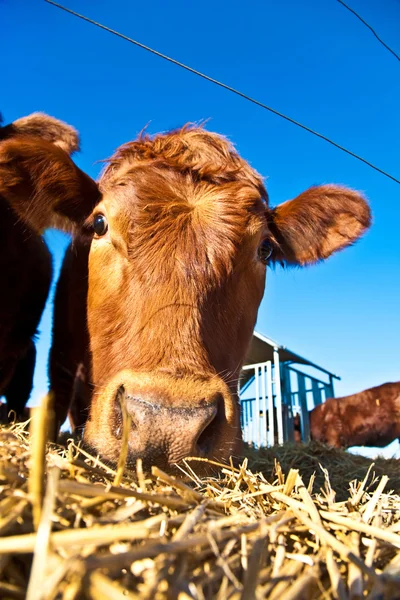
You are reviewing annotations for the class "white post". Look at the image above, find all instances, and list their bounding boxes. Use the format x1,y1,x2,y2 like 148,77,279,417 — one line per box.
242,400,248,443
274,348,284,445
261,363,267,447
266,360,274,446
254,366,260,447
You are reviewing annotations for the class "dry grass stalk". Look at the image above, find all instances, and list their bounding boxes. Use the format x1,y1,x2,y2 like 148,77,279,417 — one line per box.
240,521,268,599
88,572,141,599
113,387,132,488
319,511,400,547
28,394,54,530
279,568,319,600
362,476,388,523
26,466,60,600
347,531,362,599
325,547,348,600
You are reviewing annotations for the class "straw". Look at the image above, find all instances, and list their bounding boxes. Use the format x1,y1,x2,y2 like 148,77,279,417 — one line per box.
0,421,399,599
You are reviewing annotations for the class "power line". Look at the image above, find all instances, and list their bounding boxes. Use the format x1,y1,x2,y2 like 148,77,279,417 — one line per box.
337,0,400,63
44,0,400,185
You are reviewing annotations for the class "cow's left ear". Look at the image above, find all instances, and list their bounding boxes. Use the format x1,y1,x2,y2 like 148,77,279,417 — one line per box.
268,185,371,265
0,136,100,232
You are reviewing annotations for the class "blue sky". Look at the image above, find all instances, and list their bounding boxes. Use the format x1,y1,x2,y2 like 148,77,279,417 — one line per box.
1,1,399,454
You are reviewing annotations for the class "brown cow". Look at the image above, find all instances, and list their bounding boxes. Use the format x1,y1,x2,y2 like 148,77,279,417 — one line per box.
0,112,97,419
0,122,371,470
307,381,400,448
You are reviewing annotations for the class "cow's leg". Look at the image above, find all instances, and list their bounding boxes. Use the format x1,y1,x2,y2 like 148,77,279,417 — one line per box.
49,241,89,440
4,341,36,420
49,342,79,439
51,356,92,439
293,413,302,443
0,359,17,423
68,362,92,434
0,216,51,422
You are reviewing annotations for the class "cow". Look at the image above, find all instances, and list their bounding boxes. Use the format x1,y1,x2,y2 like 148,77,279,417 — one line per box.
0,112,96,420
303,381,400,449
0,120,371,471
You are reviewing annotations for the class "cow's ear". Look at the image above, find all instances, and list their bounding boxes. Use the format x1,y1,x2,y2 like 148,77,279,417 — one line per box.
0,136,100,232
0,112,79,155
268,185,371,265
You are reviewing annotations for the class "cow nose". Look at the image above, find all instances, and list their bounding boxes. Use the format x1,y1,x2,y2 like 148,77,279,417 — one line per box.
115,387,221,464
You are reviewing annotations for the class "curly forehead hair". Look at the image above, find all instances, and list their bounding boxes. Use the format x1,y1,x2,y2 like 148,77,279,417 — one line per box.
100,124,268,201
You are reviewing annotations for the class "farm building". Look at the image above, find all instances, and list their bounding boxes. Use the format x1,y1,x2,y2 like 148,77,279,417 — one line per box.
239,331,338,447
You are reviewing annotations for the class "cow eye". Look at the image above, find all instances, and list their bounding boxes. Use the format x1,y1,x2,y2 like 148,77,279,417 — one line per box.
258,240,273,264
93,214,108,236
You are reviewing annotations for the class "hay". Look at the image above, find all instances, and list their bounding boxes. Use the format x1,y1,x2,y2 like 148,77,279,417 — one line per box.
0,401,399,599
244,442,400,502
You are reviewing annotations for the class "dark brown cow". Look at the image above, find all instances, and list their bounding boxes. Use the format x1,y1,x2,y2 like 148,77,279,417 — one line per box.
306,381,400,448
0,112,97,419
0,121,371,470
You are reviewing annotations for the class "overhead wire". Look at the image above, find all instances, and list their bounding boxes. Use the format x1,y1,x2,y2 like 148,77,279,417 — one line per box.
44,0,400,185
336,0,400,63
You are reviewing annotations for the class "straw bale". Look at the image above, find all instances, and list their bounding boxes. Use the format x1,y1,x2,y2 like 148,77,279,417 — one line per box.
0,407,399,600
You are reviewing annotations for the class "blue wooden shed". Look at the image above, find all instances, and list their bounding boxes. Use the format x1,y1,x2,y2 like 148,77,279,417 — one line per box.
239,331,339,447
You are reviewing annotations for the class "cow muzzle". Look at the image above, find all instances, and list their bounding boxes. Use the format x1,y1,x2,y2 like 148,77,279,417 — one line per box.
116,385,220,464
83,370,241,472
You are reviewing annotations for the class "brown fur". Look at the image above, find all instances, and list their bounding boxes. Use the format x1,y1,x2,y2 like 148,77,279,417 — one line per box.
0,121,372,470
0,112,96,419
308,382,400,448
0,114,99,232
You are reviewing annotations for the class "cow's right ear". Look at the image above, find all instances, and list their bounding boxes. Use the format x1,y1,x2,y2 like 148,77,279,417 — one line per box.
0,136,100,232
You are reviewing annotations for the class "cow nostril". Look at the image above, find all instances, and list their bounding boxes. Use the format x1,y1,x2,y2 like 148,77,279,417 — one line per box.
196,394,223,455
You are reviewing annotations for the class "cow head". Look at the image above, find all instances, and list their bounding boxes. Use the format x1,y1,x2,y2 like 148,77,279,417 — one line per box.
309,400,344,448
0,112,99,231
0,120,371,470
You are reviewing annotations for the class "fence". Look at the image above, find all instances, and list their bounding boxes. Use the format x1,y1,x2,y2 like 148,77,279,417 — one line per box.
239,359,335,447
